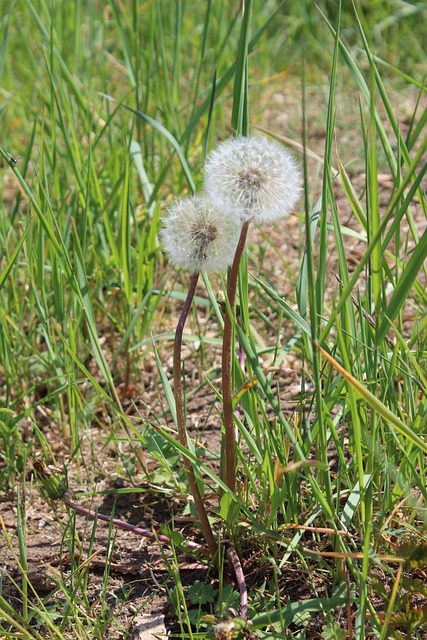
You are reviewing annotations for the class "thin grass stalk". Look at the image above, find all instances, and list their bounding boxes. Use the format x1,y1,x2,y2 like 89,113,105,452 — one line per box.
222,221,250,493
379,563,403,640
173,271,218,557
368,65,381,314
16,487,28,623
356,519,372,639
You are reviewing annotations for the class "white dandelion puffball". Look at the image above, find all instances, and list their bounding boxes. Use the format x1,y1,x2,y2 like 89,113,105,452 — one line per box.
204,135,302,224
161,195,241,273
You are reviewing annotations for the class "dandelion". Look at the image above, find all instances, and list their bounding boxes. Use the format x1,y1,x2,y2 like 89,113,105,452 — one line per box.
161,195,240,273
204,135,301,224
161,194,242,560
204,135,301,492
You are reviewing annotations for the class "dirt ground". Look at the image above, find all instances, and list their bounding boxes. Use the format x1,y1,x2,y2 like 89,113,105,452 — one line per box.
1,83,426,639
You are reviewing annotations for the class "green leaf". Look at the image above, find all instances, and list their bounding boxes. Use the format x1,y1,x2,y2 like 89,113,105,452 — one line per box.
187,581,217,605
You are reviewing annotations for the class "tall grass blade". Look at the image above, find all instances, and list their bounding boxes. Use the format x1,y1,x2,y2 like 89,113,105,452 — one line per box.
231,0,252,136
376,227,427,345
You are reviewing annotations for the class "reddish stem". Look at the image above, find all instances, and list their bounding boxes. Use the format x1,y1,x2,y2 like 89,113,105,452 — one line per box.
227,546,248,619
62,490,209,555
222,221,250,492
173,272,218,558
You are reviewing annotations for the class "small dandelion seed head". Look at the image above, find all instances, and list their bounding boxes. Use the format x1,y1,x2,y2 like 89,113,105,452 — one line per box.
204,135,302,224
160,195,240,273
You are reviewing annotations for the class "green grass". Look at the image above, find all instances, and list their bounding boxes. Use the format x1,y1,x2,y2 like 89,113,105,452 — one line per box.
1,1,427,638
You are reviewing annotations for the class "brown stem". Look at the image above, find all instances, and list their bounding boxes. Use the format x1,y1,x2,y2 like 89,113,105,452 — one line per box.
222,221,250,493
61,490,210,555
173,272,218,558
227,546,248,619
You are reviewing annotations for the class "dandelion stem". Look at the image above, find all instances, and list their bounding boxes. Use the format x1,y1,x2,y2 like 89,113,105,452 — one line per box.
226,546,248,619
222,221,250,492
173,272,218,558
61,490,210,555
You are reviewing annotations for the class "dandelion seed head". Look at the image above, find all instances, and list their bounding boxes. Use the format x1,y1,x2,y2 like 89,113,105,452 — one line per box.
161,195,240,273
204,135,301,223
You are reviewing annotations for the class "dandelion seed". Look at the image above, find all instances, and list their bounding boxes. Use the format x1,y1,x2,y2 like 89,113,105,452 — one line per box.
161,195,240,272
204,135,301,223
